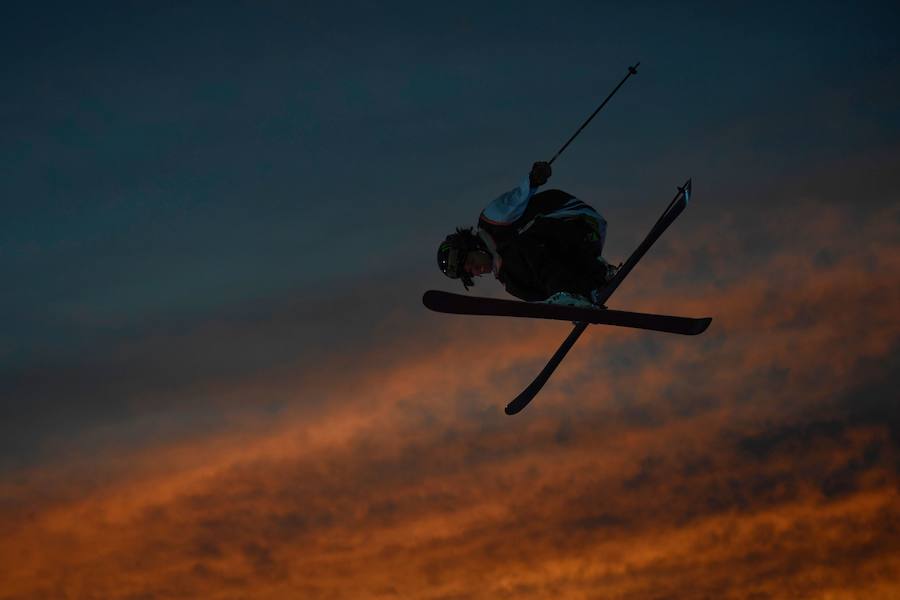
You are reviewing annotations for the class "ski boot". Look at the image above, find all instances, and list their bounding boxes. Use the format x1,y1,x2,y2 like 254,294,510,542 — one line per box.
544,292,602,325
543,292,598,309
597,257,621,283
589,259,622,307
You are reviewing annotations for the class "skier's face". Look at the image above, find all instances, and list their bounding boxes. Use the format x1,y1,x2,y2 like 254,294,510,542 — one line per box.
464,250,492,276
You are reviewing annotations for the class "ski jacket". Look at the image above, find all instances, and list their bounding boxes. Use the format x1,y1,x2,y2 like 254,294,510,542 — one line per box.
477,175,608,301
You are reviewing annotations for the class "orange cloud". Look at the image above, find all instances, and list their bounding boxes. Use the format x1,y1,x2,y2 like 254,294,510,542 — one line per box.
1,202,898,599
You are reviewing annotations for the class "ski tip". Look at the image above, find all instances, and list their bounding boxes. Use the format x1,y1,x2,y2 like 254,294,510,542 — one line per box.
692,317,712,335
679,179,692,203
422,289,447,310
505,388,538,414
505,392,531,415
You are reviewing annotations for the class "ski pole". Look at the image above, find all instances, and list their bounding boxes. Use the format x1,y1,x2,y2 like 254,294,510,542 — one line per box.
548,62,639,165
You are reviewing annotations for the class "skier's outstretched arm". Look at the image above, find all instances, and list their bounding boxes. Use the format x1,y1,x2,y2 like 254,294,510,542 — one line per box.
480,162,552,225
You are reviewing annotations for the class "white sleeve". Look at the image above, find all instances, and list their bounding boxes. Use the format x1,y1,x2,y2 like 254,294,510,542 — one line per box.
480,176,536,225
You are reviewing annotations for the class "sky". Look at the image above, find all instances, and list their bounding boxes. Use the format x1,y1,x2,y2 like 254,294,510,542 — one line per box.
1,1,899,598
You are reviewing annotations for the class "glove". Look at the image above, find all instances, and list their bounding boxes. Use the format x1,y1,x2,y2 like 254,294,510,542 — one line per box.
529,161,552,188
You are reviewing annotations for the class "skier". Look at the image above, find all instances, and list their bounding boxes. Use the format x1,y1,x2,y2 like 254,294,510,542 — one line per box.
437,161,619,306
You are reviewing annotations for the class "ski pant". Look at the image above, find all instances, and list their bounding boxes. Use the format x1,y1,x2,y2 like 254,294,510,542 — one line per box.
519,214,610,297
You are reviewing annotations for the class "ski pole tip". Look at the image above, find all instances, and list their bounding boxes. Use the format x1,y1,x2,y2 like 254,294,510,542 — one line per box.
629,62,640,74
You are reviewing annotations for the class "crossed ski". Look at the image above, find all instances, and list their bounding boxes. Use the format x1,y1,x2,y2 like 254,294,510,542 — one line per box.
423,179,711,414
422,291,710,336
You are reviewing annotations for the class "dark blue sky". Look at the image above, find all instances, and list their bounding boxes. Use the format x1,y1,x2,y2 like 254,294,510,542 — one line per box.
2,5,900,597
1,1,899,465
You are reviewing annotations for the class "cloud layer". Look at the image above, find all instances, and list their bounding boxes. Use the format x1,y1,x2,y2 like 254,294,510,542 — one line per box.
1,200,898,599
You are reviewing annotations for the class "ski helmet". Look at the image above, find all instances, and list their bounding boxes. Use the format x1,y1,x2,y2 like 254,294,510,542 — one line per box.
437,228,483,290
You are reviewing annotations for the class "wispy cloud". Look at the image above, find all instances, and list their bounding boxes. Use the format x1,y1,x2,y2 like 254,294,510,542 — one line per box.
1,200,898,599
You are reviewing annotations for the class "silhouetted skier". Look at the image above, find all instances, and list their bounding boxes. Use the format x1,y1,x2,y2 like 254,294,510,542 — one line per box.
437,161,618,306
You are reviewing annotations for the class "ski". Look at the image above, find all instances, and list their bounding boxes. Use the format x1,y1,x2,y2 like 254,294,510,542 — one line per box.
423,290,711,336
504,179,693,415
